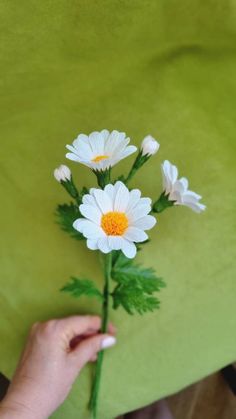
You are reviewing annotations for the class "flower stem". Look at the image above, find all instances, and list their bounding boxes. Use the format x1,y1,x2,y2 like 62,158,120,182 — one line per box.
88,252,112,418
125,151,150,185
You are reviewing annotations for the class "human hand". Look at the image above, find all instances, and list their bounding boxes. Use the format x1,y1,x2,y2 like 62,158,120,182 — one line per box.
0,315,116,418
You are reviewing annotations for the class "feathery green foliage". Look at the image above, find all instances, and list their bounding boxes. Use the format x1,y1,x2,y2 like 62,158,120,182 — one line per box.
55,202,84,240
60,277,103,300
111,251,165,315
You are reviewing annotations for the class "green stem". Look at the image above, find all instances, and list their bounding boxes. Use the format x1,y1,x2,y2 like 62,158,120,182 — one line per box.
88,252,112,418
125,151,150,185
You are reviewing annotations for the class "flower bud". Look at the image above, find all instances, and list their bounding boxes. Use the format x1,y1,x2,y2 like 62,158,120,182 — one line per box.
141,135,160,156
54,165,71,182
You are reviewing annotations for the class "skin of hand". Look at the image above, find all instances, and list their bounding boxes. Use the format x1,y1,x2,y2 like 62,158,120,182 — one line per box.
0,315,116,419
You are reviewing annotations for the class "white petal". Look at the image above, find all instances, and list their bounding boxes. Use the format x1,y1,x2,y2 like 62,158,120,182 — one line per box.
179,177,189,191
114,145,137,161
124,227,148,242
88,131,105,155
104,184,115,201
82,194,97,206
73,218,88,233
161,163,171,193
79,204,102,224
105,130,123,154
66,152,81,162
126,189,142,212
93,189,112,213
111,137,130,155
66,144,79,154
113,182,130,212
169,161,178,183
184,190,202,202
121,239,137,258
101,129,110,142
182,201,206,213
87,239,98,250
82,222,105,239
72,137,93,157
133,215,157,230
128,204,151,221
108,236,123,250
97,237,111,253
173,180,185,194
138,197,152,206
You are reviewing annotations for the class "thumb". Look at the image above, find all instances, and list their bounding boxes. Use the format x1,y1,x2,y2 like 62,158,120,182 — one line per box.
70,334,116,369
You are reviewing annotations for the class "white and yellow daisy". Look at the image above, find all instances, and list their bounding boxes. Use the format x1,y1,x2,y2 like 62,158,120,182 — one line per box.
66,129,137,171
73,181,157,258
161,160,206,213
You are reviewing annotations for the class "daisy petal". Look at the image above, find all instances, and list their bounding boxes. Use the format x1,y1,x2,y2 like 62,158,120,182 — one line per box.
124,227,148,242
128,204,151,221
108,236,123,250
97,237,110,253
93,189,112,213
115,145,137,161
113,182,130,212
104,184,115,201
66,153,81,162
126,189,142,212
73,218,88,233
87,239,98,250
82,222,105,239
82,194,97,206
72,137,92,156
79,204,102,224
121,239,137,258
133,215,157,230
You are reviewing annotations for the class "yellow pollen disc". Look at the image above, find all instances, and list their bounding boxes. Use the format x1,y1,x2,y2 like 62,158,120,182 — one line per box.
92,155,109,163
101,211,128,236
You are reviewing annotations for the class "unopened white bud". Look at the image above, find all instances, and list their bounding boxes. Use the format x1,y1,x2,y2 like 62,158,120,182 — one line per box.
54,165,71,182
141,135,160,156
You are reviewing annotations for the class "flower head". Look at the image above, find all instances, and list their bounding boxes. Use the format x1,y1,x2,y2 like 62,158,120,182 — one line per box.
141,135,160,156
161,160,206,213
66,130,137,171
73,181,157,258
54,165,71,182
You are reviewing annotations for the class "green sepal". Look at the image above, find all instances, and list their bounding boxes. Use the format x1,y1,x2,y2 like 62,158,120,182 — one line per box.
152,191,175,213
55,202,84,241
92,167,111,188
60,277,103,300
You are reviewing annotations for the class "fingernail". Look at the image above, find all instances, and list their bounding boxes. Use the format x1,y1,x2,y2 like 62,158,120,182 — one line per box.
101,336,116,349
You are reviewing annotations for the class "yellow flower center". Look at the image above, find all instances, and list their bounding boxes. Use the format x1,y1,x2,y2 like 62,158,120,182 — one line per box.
101,211,128,236
92,155,109,163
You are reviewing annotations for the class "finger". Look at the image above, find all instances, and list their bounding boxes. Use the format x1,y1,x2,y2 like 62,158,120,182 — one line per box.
70,334,116,369
57,315,102,340
90,354,97,362
107,322,117,335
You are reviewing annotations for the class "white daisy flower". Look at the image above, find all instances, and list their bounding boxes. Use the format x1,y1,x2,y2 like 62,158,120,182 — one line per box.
161,160,206,213
54,165,71,182
141,135,160,156
66,129,137,171
73,181,157,258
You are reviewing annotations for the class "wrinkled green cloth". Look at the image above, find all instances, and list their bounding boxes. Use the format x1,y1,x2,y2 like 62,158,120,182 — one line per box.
0,1,236,418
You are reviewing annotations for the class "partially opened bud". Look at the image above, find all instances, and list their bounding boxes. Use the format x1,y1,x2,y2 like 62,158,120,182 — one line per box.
54,165,71,183
141,135,160,156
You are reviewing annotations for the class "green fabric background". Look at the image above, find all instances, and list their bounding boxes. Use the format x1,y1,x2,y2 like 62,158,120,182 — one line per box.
0,1,236,418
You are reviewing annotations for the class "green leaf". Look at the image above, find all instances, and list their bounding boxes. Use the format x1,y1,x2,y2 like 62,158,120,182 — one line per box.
55,202,84,241
112,283,160,315
111,251,165,315
60,277,103,300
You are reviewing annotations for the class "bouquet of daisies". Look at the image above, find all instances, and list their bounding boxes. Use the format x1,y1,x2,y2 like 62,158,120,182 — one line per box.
54,130,205,418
